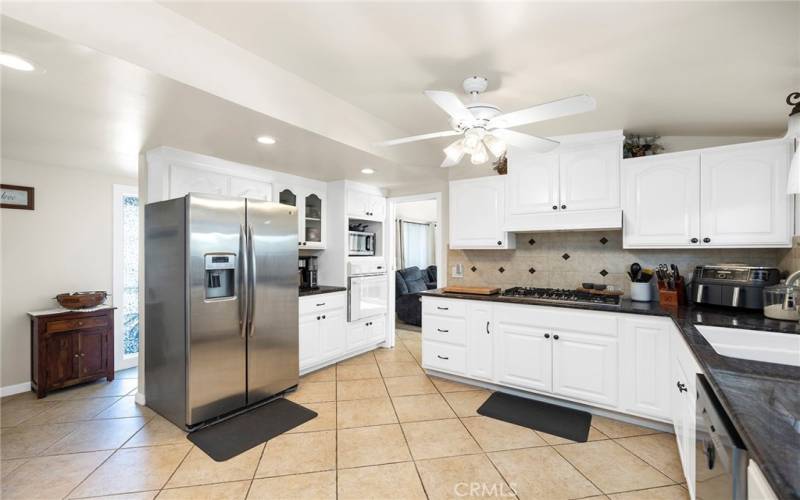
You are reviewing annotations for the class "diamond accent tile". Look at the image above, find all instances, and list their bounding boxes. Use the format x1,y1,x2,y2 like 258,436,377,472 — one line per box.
562,253,570,260
528,268,536,274
600,236,609,245
470,266,477,273
498,267,505,273
528,238,536,246
599,269,609,277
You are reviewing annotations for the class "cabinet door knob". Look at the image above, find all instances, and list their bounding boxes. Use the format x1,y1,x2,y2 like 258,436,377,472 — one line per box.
74,354,79,358
497,241,502,246
316,316,321,320
553,334,559,340
80,353,85,357
561,204,567,210
77,321,84,326
703,237,711,243
690,238,699,243
322,315,326,319
677,381,687,393
552,205,558,210
544,333,550,339
303,242,307,246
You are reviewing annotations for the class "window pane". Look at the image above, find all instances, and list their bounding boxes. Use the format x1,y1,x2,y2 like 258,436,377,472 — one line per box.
122,195,139,356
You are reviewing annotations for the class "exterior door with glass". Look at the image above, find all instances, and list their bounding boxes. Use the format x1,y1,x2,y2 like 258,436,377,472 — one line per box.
113,184,139,370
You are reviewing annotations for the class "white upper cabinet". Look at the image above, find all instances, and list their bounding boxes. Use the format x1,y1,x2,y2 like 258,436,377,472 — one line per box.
347,189,385,221
277,186,326,249
622,153,701,248
504,133,624,232
506,152,560,215
623,139,793,249
450,176,515,249
700,141,792,247
559,143,620,211
229,176,272,201
170,164,228,198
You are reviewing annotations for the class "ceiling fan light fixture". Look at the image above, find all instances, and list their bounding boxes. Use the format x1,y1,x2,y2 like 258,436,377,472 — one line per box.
470,142,489,165
463,128,485,152
443,138,465,161
483,134,507,158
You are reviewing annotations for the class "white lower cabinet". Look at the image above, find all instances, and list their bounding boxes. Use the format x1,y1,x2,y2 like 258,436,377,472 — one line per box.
552,330,618,407
299,293,350,372
346,315,386,350
494,307,552,392
671,329,701,500
467,302,494,381
620,317,672,421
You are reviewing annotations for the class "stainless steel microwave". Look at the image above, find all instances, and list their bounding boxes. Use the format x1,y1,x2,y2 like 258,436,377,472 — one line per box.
349,231,375,256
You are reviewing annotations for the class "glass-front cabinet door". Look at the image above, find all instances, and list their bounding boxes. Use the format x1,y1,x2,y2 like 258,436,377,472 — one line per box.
304,193,323,247
278,188,297,207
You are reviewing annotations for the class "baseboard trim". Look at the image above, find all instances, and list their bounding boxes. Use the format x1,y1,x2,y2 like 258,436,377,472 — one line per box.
1,381,32,397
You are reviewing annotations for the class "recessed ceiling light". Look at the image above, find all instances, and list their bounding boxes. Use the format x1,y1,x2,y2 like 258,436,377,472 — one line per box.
256,136,276,145
0,52,35,72
361,168,375,174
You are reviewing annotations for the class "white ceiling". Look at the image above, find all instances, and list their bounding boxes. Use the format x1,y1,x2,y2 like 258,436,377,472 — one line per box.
2,2,799,189
0,16,438,186
162,1,800,144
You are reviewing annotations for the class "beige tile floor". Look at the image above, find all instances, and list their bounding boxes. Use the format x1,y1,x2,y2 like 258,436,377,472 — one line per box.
0,330,689,500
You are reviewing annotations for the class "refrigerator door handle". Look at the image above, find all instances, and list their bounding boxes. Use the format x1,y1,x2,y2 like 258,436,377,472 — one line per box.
238,224,248,338
247,224,257,338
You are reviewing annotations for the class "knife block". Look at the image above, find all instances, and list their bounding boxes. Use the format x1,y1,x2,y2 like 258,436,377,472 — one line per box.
658,277,686,307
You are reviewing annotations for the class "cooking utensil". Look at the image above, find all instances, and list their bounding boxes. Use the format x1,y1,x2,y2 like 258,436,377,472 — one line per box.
630,263,642,282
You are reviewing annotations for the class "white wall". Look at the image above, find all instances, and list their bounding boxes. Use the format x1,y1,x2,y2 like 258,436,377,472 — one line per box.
395,199,438,222
0,158,136,391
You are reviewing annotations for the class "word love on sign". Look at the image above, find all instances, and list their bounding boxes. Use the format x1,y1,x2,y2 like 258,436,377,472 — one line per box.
1,184,35,210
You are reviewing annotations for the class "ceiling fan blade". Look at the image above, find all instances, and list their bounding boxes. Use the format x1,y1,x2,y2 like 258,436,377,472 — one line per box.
377,130,460,147
488,94,596,130
492,129,559,153
424,90,474,122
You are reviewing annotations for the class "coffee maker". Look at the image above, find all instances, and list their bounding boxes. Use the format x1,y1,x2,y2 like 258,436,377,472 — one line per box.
299,256,319,290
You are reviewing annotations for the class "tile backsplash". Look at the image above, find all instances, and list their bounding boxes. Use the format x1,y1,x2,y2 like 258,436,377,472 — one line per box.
448,231,798,296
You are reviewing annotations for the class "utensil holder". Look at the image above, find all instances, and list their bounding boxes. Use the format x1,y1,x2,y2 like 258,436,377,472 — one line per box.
630,282,653,302
658,277,686,307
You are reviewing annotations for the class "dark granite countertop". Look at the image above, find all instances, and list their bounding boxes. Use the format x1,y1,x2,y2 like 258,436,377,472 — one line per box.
299,286,347,297
420,289,800,499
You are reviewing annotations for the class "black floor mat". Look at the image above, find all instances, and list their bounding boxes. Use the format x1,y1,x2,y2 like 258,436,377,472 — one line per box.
477,392,591,442
188,398,317,461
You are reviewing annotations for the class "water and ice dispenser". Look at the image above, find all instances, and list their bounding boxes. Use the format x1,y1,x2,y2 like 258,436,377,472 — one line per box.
204,254,236,299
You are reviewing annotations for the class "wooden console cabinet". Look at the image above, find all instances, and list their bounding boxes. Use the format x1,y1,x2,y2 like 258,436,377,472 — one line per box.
29,306,116,398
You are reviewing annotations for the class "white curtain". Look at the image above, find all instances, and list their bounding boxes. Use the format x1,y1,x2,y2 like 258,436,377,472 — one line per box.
400,220,433,269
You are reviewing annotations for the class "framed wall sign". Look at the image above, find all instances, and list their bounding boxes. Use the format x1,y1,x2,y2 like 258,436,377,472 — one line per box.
1,184,35,210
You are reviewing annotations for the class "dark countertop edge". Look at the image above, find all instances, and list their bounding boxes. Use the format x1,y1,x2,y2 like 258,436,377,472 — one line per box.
299,286,347,297
420,289,800,499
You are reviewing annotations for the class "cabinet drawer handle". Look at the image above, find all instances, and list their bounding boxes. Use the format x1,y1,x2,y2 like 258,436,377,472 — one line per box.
436,306,449,311
316,303,325,307
437,355,449,360
436,328,449,333
676,381,687,393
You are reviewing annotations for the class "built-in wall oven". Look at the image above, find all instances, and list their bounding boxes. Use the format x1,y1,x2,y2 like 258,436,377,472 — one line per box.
696,374,748,499
349,231,376,256
348,260,387,322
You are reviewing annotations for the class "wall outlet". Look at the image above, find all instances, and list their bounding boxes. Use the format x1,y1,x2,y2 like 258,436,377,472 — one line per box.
452,263,464,278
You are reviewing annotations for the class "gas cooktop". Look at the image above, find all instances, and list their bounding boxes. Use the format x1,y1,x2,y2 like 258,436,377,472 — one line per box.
501,287,621,307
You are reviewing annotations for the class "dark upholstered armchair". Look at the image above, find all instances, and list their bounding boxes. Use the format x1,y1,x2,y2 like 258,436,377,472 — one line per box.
395,266,429,326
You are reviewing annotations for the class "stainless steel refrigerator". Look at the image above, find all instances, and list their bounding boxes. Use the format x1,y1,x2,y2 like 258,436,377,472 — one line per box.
145,193,298,429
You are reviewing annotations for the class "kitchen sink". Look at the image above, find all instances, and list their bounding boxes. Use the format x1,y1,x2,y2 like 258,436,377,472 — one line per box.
695,326,800,367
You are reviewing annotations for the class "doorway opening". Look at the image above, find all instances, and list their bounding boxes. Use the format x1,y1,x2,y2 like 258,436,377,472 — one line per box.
113,184,139,370
388,193,444,347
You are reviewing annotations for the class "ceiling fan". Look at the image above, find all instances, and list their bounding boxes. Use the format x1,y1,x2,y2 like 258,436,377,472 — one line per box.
378,76,596,167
